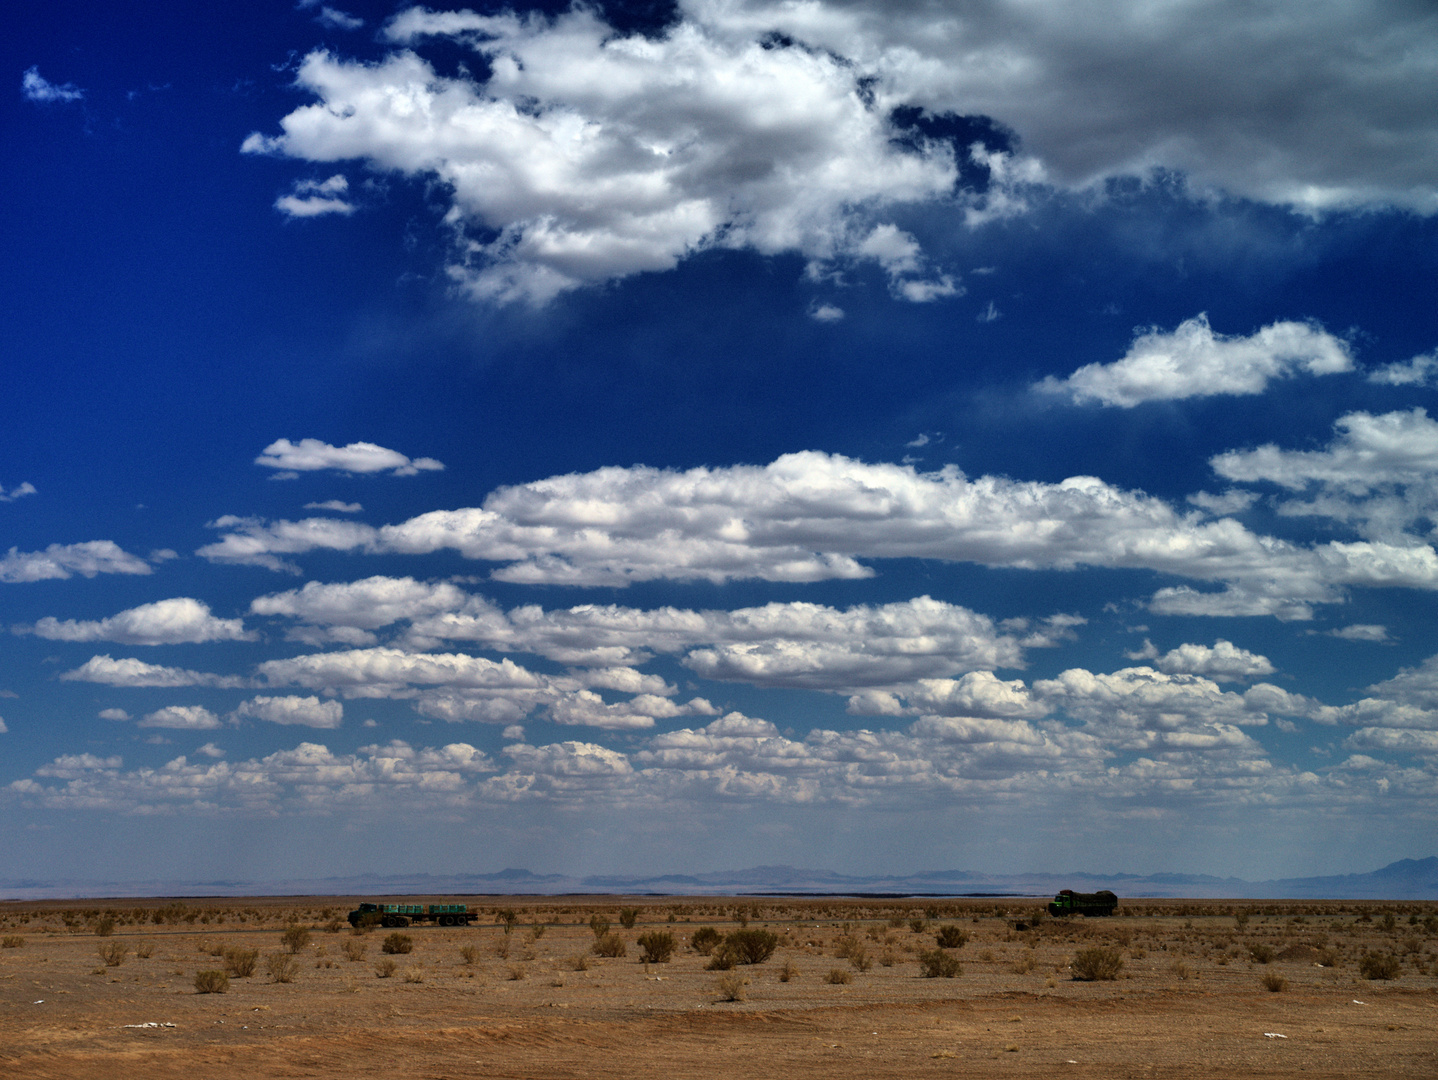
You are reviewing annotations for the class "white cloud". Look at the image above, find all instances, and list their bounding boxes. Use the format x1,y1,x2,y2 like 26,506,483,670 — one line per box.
304,500,362,513
245,7,959,304
0,541,151,583
0,482,36,502
1187,489,1259,516
1368,350,1438,387
251,576,468,631
21,67,83,103
809,303,844,322
139,705,222,731
29,598,253,645
59,655,249,689
276,174,355,218
256,438,443,476
0,715,6,734
234,694,343,728
197,742,225,758
1329,624,1390,643
1151,640,1276,681
314,6,363,32
202,453,1438,617
1038,314,1352,407
98,708,131,721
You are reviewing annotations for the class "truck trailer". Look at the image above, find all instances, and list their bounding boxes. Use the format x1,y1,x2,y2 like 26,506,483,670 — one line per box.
347,902,476,928
1046,889,1118,917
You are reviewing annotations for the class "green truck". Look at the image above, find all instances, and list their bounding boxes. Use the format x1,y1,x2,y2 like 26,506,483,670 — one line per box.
347,902,476,928
1047,889,1118,917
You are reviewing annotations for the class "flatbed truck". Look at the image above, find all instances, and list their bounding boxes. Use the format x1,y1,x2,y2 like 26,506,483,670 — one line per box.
347,902,476,928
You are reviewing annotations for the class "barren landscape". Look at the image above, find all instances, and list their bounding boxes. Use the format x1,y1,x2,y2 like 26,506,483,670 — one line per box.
2,895,1435,1079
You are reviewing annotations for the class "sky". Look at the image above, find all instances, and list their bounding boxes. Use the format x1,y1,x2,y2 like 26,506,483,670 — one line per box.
5,0,1438,887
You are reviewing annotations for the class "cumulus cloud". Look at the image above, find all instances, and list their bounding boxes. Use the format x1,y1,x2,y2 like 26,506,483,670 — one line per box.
0,541,151,583
1329,624,1390,643
1368,350,1438,387
98,708,131,721
304,500,362,513
275,174,356,217
234,694,343,728
21,67,83,103
0,481,36,502
311,5,363,32
1038,314,1352,407
59,655,250,689
1150,640,1276,681
28,598,253,645
256,438,443,476
139,705,222,730
1212,409,1438,544
251,576,467,632
243,6,961,304
202,453,1438,618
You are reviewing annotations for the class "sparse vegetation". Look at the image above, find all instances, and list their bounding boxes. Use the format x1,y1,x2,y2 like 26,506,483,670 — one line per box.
918,948,962,978
97,941,127,967
637,930,676,963
825,967,853,984
459,944,479,965
1359,953,1401,980
725,929,779,965
2,936,25,948
592,932,627,958
193,969,229,994
266,953,299,983
619,907,640,929
1260,973,1288,992
779,958,800,982
1248,943,1275,964
134,940,154,959
935,925,969,949
715,973,747,1001
403,966,425,984
382,933,414,955
342,938,368,962
281,925,312,954
589,914,611,939
690,927,722,955
223,947,258,977
93,916,117,937
1070,947,1124,981
507,964,527,980
375,957,397,978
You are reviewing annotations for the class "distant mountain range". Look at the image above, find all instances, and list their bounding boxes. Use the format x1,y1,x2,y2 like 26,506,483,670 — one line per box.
3,857,1435,902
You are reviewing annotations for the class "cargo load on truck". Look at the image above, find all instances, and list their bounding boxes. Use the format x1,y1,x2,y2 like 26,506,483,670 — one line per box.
347,902,476,928
1047,889,1118,917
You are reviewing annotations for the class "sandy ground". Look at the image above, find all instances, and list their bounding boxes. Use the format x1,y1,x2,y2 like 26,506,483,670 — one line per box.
1,896,1434,1079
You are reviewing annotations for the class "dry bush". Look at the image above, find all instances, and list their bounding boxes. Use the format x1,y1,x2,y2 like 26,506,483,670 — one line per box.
848,945,873,972
266,953,298,983
375,957,397,978
570,953,591,971
507,964,527,980
918,948,962,978
494,936,511,960
1315,947,1339,967
909,918,927,934
705,947,737,971
619,907,640,929
1248,943,1276,964
324,918,343,934
382,933,414,955
637,930,676,963
281,926,312,954
589,914,611,939
1070,947,1124,981
935,925,969,949
1011,953,1038,975
1359,953,1401,980
1260,972,1288,992
342,938,368,962
223,948,258,977
690,927,722,955
726,929,779,964
193,969,229,994
1169,960,1191,980
778,959,800,982
715,973,748,1001
458,944,479,965
2,936,24,949
824,967,853,984
592,932,627,958
97,941,128,967
880,947,897,967
403,966,425,984
134,940,154,959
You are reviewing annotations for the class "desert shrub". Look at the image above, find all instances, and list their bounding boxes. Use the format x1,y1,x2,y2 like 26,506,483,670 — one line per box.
825,967,853,984
495,909,518,934
281,925,312,954
1248,944,1275,964
918,948,962,978
715,973,747,1001
1234,911,1250,928
1260,973,1288,992
909,918,927,934
690,927,722,955
1359,953,1401,980
778,959,800,982
97,941,128,967
94,916,117,937
619,907,640,929
1169,961,1191,980
637,930,676,963
375,958,397,978
266,953,298,983
507,964,527,980
223,948,258,977
529,924,547,940
2,936,24,948
1315,947,1338,967
1012,954,1039,975
193,969,229,994
589,914,610,939
570,953,590,971
935,925,969,949
1070,947,1124,981
382,933,414,955
403,966,425,984
459,944,479,965
706,947,737,971
592,932,628,958
342,939,368,962
1379,913,1397,932
726,929,779,965
134,940,154,959
848,945,873,972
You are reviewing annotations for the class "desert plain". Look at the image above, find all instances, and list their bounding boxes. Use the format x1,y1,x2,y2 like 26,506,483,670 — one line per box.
1,894,1434,1079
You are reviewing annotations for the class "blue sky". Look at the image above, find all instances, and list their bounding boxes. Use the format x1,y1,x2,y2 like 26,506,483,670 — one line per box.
5,0,1438,886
